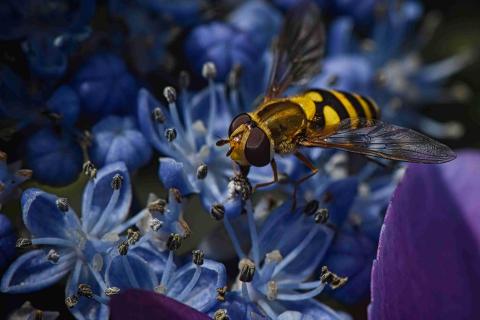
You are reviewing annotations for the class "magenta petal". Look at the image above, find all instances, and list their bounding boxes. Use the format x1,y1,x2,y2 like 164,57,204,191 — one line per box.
369,150,480,320
110,289,211,320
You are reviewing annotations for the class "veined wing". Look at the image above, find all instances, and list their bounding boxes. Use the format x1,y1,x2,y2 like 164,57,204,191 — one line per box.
299,118,456,164
264,2,325,101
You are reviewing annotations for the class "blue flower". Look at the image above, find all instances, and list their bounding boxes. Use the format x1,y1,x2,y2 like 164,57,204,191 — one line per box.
105,242,226,314
46,85,81,127
0,151,32,206
228,0,282,51
137,72,277,218
26,127,83,186
1,162,133,319
222,200,346,319
73,53,139,117
0,213,16,269
184,22,261,81
89,116,152,172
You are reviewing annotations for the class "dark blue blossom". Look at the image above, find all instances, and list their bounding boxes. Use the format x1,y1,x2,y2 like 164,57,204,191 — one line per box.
89,116,152,172
184,22,261,81
0,213,16,269
1,162,133,319
73,53,139,117
46,85,81,127
0,0,95,78
228,0,282,52
0,151,32,206
25,127,83,186
7,301,59,320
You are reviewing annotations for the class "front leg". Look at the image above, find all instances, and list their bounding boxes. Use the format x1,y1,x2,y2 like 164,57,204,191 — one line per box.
252,158,279,193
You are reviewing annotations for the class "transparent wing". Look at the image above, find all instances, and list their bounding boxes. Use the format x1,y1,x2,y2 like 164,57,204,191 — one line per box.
264,2,325,100
300,118,456,164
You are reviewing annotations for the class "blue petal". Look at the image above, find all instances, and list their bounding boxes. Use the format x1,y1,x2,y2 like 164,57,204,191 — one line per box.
105,254,157,290
1,249,74,293
47,85,80,126
22,188,81,238
25,34,68,78
208,292,266,320
82,162,132,235
137,88,175,156
73,53,138,116
0,213,16,268
168,259,226,312
327,18,354,56
130,242,170,278
158,158,197,196
66,261,109,320
325,177,359,227
90,116,152,171
281,299,344,320
26,128,83,186
257,203,334,281
278,311,314,320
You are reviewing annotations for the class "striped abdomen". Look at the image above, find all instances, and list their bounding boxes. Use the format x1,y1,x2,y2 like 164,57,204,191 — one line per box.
302,88,380,132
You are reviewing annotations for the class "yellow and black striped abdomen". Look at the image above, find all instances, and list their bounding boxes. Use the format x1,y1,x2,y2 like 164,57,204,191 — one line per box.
302,88,380,132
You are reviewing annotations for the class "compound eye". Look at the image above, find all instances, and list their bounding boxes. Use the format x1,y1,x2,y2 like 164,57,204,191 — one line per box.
228,113,251,136
245,127,271,167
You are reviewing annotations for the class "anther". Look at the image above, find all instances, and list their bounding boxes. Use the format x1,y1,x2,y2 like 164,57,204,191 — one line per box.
171,188,182,203
216,286,227,301
265,250,283,264
163,86,177,103
326,74,339,86
167,233,182,251
266,280,278,301
47,249,60,263
127,228,141,245
65,295,79,308
238,258,256,282
111,174,123,190
33,309,43,320
179,71,190,89
229,175,252,200
320,266,348,290
150,218,163,231
165,128,177,142
118,240,129,255
56,197,69,212
196,163,208,179
304,200,319,216
202,62,217,79
77,284,93,298
192,249,204,266
152,107,166,123
82,161,97,180
16,238,32,248
148,198,167,214
105,287,120,296
210,203,225,221
213,309,229,320
314,208,329,224
154,285,167,294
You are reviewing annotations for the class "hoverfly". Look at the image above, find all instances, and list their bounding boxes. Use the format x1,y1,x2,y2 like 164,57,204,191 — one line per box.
216,2,456,197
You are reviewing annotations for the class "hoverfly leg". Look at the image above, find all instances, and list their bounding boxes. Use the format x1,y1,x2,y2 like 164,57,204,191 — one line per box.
291,152,319,212
252,158,279,193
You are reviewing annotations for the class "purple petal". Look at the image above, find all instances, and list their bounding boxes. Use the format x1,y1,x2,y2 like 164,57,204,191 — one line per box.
369,150,480,320
110,289,211,320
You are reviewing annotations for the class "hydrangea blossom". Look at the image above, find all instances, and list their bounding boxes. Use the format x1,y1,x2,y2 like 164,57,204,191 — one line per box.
0,213,16,269
1,162,133,319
